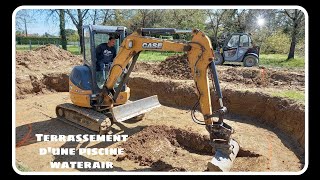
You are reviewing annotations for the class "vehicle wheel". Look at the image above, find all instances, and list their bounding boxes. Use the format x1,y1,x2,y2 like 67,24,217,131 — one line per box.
214,52,224,65
243,55,258,67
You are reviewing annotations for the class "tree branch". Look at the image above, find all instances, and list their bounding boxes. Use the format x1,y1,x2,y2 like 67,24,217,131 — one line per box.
66,9,79,25
284,9,294,20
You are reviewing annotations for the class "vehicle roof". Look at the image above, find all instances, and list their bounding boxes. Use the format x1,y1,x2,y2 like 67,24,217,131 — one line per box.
230,32,250,36
84,25,126,33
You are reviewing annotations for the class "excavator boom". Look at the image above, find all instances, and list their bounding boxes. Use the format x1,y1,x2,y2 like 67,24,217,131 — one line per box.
100,28,239,171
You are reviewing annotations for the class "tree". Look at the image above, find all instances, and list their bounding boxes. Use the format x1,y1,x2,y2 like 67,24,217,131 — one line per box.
42,9,68,50
16,9,36,37
59,10,67,50
66,9,89,53
206,9,227,49
283,9,304,60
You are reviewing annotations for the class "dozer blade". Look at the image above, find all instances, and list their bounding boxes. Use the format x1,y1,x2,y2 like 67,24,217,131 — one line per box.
207,139,239,172
111,95,161,122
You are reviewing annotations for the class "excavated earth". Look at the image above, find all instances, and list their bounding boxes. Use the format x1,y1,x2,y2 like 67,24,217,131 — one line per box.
15,46,305,172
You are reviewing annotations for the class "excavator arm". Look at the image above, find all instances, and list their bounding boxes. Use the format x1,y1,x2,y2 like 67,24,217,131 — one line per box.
103,28,239,171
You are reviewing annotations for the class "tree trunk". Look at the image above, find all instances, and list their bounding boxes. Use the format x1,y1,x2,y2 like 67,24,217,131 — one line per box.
77,26,83,54
288,22,298,60
59,10,67,50
93,10,97,25
78,10,84,53
24,18,27,37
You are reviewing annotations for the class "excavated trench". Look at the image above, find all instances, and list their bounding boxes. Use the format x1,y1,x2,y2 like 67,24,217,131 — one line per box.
115,125,276,171
15,72,305,171
128,73,305,149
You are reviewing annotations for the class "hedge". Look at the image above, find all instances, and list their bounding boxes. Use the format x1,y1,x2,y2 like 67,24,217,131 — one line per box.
16,36,61,45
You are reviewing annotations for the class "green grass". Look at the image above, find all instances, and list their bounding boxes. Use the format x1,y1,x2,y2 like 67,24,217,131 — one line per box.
137,51,184,62
67,46,81,55
16,44,81,55
270,90,305,103
259,54,305,68
16,162,31,172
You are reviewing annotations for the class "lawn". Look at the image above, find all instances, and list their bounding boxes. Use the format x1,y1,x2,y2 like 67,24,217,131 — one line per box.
16,44,81,55
259,54,305,68
137,51,184,62
270,90,305,104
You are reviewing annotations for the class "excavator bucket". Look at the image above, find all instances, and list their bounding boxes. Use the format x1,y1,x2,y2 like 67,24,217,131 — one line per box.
207,139,240,172
111,95,161,122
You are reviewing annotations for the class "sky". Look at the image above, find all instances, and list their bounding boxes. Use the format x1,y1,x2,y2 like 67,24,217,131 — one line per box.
15,9,77,36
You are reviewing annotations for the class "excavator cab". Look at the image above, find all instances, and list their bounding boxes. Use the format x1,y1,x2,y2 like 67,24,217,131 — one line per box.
56,25,161,134
82,25,126,93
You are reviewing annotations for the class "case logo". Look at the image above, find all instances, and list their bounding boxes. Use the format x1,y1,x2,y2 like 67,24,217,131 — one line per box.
142,42,163,49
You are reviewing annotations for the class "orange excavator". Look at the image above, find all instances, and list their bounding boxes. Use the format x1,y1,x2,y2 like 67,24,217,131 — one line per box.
56,25,239,171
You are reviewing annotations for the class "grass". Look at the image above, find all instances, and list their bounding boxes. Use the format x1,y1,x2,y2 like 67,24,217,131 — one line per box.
259,54,305,68
270,90,305,103
67,46,81,55
16,162,31,172
137,51,184,62
16,44,81,55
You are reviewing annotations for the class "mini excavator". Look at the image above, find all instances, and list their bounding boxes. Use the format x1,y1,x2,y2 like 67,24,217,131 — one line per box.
56,25,239,171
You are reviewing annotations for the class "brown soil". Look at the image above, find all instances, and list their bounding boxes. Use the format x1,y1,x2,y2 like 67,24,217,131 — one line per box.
15,93,303,172
151,54,304,90
128,73,305,148
117,125,211,171
14,48,305,172
15,45,82,99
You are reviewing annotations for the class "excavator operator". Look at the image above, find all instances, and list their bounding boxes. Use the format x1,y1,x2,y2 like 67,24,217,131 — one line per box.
96,36,117,89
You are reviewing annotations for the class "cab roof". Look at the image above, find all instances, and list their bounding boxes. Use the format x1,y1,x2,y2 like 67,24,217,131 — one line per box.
84,25,126,33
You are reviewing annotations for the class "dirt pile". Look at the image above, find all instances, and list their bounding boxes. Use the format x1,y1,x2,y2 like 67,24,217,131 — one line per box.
152,54,192,79
117,125,277,171
150,54,304,89
16,44,82,75
16,45,82,99
218,67,304,89
117,125,212,171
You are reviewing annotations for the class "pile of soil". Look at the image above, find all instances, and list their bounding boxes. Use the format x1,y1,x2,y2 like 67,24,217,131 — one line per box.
116,125,296,172
152,54,192,79
16,44,82,75
117,125,212,171
151,54,304,89
16,45,82,99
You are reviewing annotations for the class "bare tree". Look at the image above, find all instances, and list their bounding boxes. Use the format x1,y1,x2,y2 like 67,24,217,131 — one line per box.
43,9,68,50
284,9,304,60
16,10,36,36
101,9,115,25
206,9,227,48
89,9,98,25
66,9,89,53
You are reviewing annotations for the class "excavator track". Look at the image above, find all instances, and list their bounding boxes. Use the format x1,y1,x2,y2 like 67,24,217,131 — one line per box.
56,103,112,135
